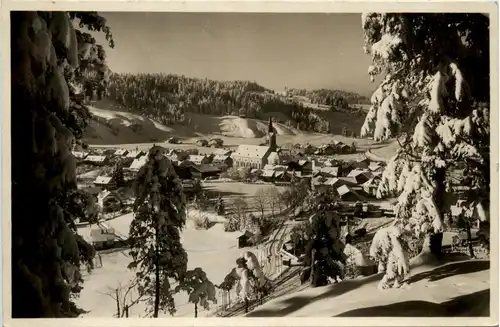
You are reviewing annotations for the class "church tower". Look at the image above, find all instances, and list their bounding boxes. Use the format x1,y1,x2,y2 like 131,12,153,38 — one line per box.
268,116,277,151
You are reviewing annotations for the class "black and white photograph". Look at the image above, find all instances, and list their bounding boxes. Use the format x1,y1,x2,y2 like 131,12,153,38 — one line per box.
3,2,498,324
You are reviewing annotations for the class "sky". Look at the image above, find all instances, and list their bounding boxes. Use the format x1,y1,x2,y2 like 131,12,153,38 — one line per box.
94,12,376,96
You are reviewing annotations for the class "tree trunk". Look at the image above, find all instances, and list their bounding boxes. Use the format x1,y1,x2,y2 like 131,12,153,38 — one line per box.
466,221,475,258
194,302,198,318
154,221,160,318
115,289,121,318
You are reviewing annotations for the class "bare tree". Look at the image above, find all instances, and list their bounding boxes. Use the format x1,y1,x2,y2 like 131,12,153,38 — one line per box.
253,188,268,219
102,278,145,318
231,196,248,221
266,187,282,217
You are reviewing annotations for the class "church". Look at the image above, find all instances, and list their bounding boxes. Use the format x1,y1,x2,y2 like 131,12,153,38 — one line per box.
232,117,279,170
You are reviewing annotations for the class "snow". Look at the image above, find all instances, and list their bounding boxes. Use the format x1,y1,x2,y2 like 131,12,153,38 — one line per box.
246,259,490,317
76,210,259,318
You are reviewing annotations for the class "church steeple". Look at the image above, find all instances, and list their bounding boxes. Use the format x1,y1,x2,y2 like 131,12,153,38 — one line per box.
268,116,277,151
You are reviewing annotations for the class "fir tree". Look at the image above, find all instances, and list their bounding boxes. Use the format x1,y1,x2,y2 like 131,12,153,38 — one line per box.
360,13,490,260
128,148,188,317
215,195,225,216
174,268,217,318
300,194,346,287
11,11,113,317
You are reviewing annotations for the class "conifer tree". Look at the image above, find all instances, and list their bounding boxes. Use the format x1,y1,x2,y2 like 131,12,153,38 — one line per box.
175,268,217,318
300,194,346,287
360,13,490,259
128,148,188,317
11,11,113,317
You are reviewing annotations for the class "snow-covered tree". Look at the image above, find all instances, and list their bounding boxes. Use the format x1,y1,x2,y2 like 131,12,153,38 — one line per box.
175,268,217,318
370,226,410,289
300,194,346,287
11,11,113,317
360,13,490,258
128,148,188,317
215,195,225,216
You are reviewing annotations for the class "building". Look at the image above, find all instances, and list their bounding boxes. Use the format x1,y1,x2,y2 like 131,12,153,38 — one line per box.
212,154,233,168
126,150,146,159
196,139,209,147
189,164,222,179
84,155,109,166
337,185,363,202
208,138,224,148
347,169,374,185
188,155,210,165
114,149,129,156
233,117,278,169
237,230,255,248
93,176,117,190
72,151,88,160
129,156,148,172
362,177,381,196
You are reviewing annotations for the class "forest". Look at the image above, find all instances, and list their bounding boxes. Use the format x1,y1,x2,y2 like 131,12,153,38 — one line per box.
106,73,367,134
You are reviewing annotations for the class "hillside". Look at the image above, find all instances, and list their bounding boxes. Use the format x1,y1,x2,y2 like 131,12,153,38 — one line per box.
83,100,373,147
83,101,299,144
245,259,491,317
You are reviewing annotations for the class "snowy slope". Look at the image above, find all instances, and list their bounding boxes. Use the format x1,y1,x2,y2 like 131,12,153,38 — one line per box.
245,259,490,317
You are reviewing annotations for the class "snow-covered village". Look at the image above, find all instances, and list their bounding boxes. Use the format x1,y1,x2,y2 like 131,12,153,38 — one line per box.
7,8,496,322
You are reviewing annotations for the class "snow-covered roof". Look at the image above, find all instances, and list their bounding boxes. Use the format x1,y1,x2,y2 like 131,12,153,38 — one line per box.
72,151,88,159
263,164,275,171
337,184,355,196
126,150,145,158
261,170,275,177
86,155,107,162
213,154,230,161
94,176,112,185
114,149,128,156
347,169,373,178
188,155,206,163
234,145,269,159
129,156,148,171
191,164,221,173
298,160,309,166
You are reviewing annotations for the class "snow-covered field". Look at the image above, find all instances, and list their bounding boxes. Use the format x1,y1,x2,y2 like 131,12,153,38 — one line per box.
76,210,262,318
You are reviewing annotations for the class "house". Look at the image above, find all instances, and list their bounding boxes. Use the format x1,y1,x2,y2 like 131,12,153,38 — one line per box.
93,176,117,190
213,148,233,157
102,149,116,156
233,117,278,169
302,144,317,155
350,158,371,170
188,155,210,165
212,154,233,168
260,169,275,182
237,230,255,248
189,164,222,179
208,138,224,148
368,162,384,173
173,164,193,179
90,226,116,250
347,169,374,185
196,139,209,147
318,144,336,155
129,156,148,172
84,155,109,166
126,150,146,159
114,149,129,156
313,167,340,178
181,179,202,194
363,177,381,196
72,151,88,160
337,185,363,202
